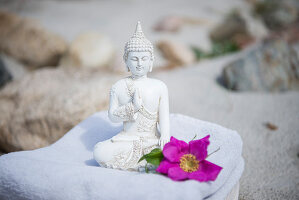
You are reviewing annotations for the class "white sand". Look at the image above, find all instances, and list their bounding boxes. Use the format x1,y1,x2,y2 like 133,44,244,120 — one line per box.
154,55,299,199
1,0,298,199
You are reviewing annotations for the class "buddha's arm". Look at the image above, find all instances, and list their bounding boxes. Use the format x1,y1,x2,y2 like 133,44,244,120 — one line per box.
158,83,170,143
108,86,136,123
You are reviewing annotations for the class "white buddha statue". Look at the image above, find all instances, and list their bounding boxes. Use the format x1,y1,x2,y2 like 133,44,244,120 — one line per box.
93,21,170,171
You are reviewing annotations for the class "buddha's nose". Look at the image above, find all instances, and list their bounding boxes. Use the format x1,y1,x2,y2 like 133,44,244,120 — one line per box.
137,60,142,67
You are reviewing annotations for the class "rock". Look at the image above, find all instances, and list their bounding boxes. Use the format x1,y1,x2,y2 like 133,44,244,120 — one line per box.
60,32,115,70
0,11,67,68
0,68,120,152
210,11,254,48
157,40,196,67
238,7,269,41
264,122,278,131
221,39,299,92
0,57,12,89
1,54,29,81
109,51,129,74
153,16,184,32
254,0,298,30
153,16,208,32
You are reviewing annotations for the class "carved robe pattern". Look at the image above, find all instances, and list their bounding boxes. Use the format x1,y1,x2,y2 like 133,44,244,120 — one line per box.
94,77,160,171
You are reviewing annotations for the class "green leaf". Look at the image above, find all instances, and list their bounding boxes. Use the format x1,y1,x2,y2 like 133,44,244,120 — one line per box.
148,148,162,154
145,156,163,166
191,47,208,60
191,40,240,61
138,148,164,166
138,154,147,163
209,41,239,57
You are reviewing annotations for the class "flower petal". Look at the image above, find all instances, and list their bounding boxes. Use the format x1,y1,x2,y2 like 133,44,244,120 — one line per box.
189,160,222,182
188,170,207,182
170,136,189,153
163,136,188,162
189,135,210,161
162,143,182,162
168,166,189,181
156,159,178,174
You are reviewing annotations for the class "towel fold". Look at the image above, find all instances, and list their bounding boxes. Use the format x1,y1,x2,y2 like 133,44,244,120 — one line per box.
0,111,244,200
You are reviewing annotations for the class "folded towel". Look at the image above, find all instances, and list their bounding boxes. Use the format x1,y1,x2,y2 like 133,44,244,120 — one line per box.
0,111,244,200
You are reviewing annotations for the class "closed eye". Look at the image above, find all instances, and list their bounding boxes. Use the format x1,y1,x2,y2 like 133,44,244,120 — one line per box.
142,56,149,61
130,57,138,61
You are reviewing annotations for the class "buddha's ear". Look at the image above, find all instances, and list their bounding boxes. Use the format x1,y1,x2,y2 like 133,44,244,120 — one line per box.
126,63,130,72
149,61,153,72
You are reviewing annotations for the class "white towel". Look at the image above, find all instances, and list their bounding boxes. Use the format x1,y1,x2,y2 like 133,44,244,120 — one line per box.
0,111,244,200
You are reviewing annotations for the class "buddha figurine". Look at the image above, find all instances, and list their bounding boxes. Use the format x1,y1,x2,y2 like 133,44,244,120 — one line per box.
93,21,170,171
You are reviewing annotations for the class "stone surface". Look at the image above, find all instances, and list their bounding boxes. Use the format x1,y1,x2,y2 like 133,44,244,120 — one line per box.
153,16,184,32
157,40,196,67
60,32,115,70
221,39,299,92
0,68,120,152
153,16,208,33
109,51,128,74
1,54,29,81
0,11,67,68
0,57,12,89
210,11,253,48
254,0,298,30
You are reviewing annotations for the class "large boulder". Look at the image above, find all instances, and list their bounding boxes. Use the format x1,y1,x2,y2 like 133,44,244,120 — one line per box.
0,11,67,68
157,40,196,68
0,68,120,152
254,0,298,30
60,32,115,70
221,39,299,92
210,11,253,47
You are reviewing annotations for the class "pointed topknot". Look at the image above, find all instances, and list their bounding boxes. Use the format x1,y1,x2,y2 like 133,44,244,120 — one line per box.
133,21,145,38
135,21,142,34
123,21,154,61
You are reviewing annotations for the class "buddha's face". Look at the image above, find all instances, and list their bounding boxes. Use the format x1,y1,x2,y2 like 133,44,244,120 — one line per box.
126,51,153,77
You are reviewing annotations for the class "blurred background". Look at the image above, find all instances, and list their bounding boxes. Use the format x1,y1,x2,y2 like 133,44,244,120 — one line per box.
0,0,298,199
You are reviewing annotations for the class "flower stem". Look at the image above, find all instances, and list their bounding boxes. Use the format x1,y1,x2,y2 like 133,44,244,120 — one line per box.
206,147,220,158
145,163,149,173
190,134,197,141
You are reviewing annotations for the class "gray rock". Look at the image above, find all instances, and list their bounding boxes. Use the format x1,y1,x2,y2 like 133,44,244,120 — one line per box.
221,39,299,92
0,11,67,68
0,57,12,89
0,68,120,152
210,11,252,45
254,0,298,30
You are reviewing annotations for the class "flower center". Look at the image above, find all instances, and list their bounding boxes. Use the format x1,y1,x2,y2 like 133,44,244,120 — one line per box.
179,154,199,173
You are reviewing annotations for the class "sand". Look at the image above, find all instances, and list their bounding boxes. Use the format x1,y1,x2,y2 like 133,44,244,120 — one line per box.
155,55,299,199
0,0,298,199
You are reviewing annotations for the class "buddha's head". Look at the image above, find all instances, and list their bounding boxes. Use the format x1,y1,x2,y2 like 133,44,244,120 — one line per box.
123,21,154,77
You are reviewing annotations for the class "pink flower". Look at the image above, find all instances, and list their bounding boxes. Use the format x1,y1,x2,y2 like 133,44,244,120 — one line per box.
156,135,222,182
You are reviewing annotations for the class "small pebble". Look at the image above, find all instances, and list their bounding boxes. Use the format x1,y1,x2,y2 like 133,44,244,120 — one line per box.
264,122,278,131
